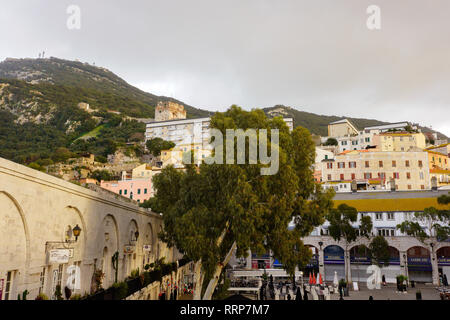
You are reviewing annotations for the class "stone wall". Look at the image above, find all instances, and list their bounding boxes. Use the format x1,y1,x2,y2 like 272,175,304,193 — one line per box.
0,157,173,300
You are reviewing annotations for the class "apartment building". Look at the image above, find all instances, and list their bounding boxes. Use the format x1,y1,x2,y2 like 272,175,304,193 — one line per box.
319,150,431,191
327,119,359,138
373,132,427,152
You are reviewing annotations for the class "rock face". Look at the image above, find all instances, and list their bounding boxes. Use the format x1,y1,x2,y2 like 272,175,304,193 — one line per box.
155,101,187,122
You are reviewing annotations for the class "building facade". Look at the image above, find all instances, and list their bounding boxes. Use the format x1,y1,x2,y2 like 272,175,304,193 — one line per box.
319,150,431,191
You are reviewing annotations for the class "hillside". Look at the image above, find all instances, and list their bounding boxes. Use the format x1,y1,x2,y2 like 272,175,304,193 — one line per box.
0,57,446,166
264,105,448,139
0,57,212,119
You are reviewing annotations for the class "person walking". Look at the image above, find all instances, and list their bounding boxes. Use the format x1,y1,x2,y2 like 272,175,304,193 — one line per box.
295,287,302,301
443,274,448,287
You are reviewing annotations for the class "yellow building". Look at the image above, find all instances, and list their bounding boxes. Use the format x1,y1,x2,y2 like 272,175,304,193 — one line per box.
374,132,426,152
427,150,449,170
327,119,359,138
161,143,212,168
320,150,431,191
131,163,153,179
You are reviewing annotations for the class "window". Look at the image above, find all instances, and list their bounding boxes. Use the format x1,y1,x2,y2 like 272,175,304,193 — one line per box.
392,160,396,167
144,188,147,194
406,172,411,179
327,174,332,181
378,229,395,236
365,137,370,142
375,213,383,220
349,162,356,168
4,271,15,300
340,174,344,180
327,162,333,169
405,160,410,167
338,162,345,168
39,267,46,294
378,172,385,179
137,189,141,195
325,155,328,160
379,161,383,167
419,172,424,179
365,161,370,168
393,172,399,179
407,185,412,190
341,141,348,146
124,189,127,195
364,173,372,179
351,173,356,180
387,213,394,220
119,190,122,195
352,140,358,145
421,185,425,190
418,160,423,167
130,193,133,200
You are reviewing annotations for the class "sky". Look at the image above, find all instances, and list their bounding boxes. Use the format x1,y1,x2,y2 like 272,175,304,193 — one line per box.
1,0,449,136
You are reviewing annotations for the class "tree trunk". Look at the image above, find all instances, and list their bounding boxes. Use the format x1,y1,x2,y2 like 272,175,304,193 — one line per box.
202,242,237,300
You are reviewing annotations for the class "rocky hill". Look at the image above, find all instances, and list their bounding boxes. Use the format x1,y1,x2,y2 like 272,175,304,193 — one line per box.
0,57,212,119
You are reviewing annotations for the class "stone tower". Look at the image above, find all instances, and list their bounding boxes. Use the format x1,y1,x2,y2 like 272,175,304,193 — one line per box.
155,101,187,121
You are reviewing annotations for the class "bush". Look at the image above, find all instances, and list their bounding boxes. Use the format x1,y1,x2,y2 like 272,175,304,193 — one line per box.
112,282,128,300
35,293,49,300
70,294,82,300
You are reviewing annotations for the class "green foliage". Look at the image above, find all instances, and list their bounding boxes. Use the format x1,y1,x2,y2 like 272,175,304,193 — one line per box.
396,200,450,243
95,155,107,163
369,235,390,267
54,285,63,300
70,294,82,300
130,268,140,279
152,105,334,290
28,162,45,172
112,282,128,300
327,204,372,244
146,138,175,157
325,137,338,146
35,293,49,300
90,169,115,182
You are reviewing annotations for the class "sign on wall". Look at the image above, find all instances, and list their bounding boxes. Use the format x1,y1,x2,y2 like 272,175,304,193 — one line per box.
48,249,71,264
143,244,152,252
124,245,135,254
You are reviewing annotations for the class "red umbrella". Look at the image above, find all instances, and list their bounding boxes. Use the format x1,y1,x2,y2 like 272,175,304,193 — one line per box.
309,272,313,285
312,273,316,285
319,273,323,285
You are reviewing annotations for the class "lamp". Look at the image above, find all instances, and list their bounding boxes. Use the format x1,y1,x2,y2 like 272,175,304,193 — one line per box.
72,225,82,241
134,230,140,241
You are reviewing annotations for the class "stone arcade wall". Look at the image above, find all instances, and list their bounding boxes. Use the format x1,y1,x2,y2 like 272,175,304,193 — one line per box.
0,157,172,300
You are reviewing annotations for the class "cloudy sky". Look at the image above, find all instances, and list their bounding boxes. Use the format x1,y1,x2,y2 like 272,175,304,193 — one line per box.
1,0,449,135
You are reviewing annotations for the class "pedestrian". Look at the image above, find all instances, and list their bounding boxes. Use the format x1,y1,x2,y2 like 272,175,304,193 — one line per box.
382,275,386,286
369,295,373,300
287,293,291,300
443,274,448,287
295,287,302,301
303,285,309,301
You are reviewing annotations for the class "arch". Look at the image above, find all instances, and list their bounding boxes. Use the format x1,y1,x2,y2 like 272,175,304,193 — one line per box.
437,246,450,267
66,206,88,245
324,245,344,257
0,191,31,287
101,214,120,259
407,246,430,257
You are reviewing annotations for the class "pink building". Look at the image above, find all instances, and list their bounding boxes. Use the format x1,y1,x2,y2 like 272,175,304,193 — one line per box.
100,178,152,204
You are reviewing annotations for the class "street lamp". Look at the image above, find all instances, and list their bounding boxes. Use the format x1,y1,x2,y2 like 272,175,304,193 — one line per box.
72,225,82,242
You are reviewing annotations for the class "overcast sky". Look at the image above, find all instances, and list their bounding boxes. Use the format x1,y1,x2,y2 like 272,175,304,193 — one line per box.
1,0,449,135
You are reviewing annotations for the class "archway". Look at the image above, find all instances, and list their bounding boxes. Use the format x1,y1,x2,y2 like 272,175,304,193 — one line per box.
142,223,154,269
99,215,119,284
302,245,319,277
125,220,139,277
0,191,30,300
324,245,345,282
437,246,450,284
407,246,432,283
350,245,371,283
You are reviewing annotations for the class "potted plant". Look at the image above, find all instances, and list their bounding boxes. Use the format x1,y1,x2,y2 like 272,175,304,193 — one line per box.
35,293,49,300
